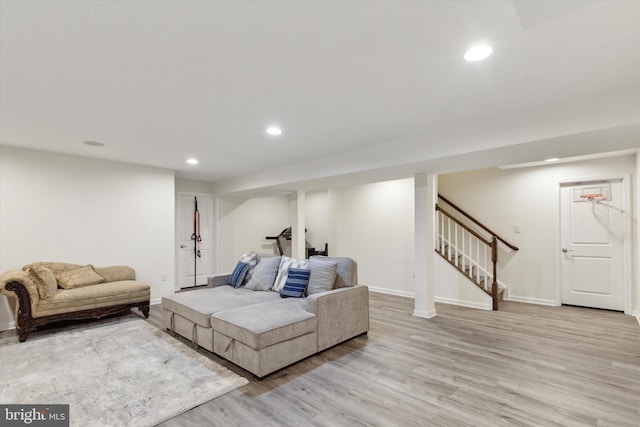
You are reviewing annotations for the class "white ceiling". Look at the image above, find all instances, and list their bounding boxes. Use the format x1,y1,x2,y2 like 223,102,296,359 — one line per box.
1,0,639,196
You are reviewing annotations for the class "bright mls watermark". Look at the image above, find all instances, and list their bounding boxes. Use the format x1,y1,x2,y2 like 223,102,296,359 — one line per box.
1,405,69,426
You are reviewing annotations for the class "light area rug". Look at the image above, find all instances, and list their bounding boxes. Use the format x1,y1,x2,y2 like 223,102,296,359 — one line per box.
0,319,248,426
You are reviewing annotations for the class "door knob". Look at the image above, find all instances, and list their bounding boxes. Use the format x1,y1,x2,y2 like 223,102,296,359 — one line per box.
180,245,187,248
562,248,572,253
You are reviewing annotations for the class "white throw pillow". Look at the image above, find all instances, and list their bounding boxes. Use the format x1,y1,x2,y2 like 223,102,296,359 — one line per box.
239,252,258,285
272,256,309,292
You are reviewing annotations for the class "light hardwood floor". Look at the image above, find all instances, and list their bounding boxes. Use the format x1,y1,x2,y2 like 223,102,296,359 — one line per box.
3,293,639,426
158,293,640,427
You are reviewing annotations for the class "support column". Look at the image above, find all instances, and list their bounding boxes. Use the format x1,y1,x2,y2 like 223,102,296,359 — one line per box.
290,191,306,259
414,173,437,318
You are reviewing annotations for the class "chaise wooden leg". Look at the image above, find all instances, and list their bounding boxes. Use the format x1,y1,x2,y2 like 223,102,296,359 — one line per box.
139,303,150,318
18,325,35,342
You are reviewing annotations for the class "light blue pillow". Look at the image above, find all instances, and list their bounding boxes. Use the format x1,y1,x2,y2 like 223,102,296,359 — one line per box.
229,261,249,288
245,256,282,291
280,268,310,298
307,259,338,295
309,256,356,288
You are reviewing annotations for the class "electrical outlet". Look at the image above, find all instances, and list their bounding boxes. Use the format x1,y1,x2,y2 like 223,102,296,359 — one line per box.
161,273,167,281
514,225,521,233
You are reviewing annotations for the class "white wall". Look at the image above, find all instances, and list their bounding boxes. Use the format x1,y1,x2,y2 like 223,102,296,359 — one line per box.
305,190,329,252
214,182,415,298
216,195,291,273
199,154,638,315
439,154,637,309
211,189,336,276
327,179,415,296
0,146,176,329
319,154,637,313
175,178,214,196
434,257,493,310
324,177,493,304
177,182,303,280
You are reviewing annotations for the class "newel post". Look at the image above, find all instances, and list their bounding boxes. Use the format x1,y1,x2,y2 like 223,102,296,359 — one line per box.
491,236,498,310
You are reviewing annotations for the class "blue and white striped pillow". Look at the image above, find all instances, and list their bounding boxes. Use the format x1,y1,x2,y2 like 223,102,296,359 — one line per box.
272,256,309,292
229,261,249,288
280,268,310,298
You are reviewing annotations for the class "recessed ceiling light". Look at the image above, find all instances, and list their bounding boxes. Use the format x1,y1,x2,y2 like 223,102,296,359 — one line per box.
545,157,560,162
266,126,282,136
186,158,199,165
83,140,105,147
464,44,493,62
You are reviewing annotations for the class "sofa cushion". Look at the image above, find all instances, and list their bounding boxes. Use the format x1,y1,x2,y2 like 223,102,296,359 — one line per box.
245,256,281,291
55,265,106,289
272,256,309,292
162,286,279,327
309,256,357,288
26,266,58,299
93,265,135,282
210,299,316,350
280,268,310,298
35,280,150,317
229,262,250,288
307,259,338,295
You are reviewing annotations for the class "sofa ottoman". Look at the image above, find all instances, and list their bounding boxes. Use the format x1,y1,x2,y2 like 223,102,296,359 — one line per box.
161,286,279,351
211,298,318,378
161,254,369,378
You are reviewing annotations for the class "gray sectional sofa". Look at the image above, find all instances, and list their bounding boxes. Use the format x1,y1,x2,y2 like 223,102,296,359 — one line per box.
161,254,369,378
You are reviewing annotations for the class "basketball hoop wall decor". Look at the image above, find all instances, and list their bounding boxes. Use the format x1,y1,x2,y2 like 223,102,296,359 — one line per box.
579,193,608,204
573,184,611,203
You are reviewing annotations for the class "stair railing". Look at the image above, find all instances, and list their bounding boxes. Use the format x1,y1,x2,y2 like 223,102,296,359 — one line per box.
436,194,518,310
437,194,519,251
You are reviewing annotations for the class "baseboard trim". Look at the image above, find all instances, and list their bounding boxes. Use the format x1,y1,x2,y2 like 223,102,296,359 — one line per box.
506,295,557,306
634,310,640,326
0,320,16,331
367,288,494,311
367,287,564,312
150,298,162,306
367,287,415,299
413,309,437,319
367,288,435,317
435,296,492,311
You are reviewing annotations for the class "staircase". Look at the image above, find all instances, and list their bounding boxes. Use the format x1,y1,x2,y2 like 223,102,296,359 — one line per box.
435,194,519,310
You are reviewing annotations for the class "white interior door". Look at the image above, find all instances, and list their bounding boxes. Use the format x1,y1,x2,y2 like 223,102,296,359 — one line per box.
178,193,212,288
560,180,625,311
